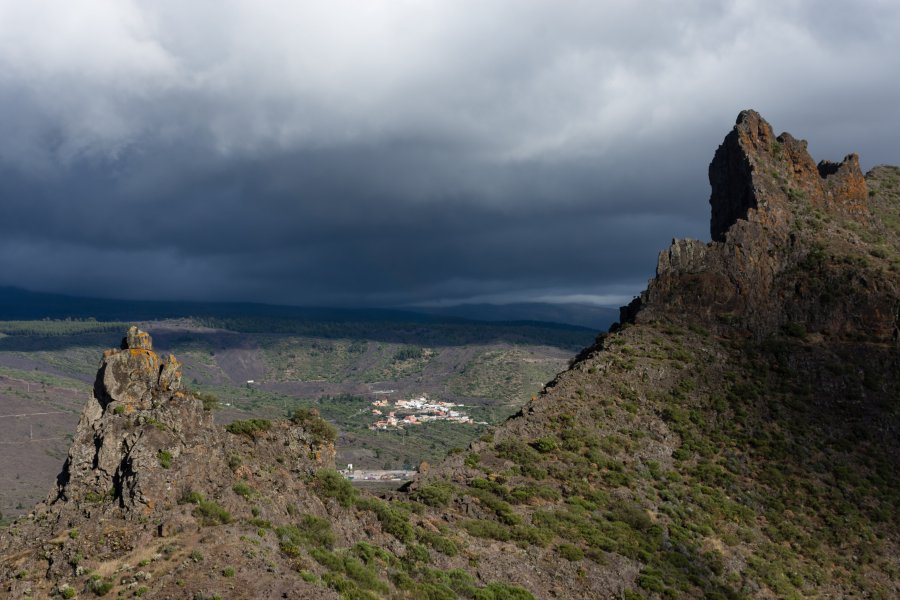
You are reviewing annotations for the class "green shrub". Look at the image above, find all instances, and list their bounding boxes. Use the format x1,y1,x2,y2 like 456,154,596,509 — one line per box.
195,391,220,411
291,408,337,444
495,440,541,466
637,567,665,593
225,419,272,438
782,323,806,338
412,482,455,507
222,566,235,577
87,575,114,596
393,346,424,361
248,517,271,529
189,495,232,525
463,519,511,541
227,454,242,471
530,437,558,453
312,469,357,507
356,496,414,541
609,502,653,532
180,489,204,505
475,582,537,600
157,450,172,469
558,543,584,561
416,528,459,556
404,543,431,565
467,485,521,525
351,541,394,565
298,570,317,583
276,514,335,551
310,549,389,595
232,481,254,499
509,484,560,503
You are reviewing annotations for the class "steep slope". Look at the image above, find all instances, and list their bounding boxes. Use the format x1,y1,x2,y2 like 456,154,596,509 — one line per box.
412,111,899,598
1,112,898,600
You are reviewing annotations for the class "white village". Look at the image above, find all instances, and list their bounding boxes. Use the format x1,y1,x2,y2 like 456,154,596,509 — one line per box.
368,395,485,430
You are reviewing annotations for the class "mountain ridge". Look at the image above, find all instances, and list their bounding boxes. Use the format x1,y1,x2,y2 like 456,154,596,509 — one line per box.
1,111,898,599
0,286,602,333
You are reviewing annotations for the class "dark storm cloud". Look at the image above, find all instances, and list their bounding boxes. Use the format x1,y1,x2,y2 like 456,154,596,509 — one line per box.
1,1,898,307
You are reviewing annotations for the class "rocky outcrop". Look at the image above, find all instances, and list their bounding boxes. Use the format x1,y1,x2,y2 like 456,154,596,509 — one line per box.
709,109,869,242
53,327,219,512
51,327,335,516
629,110,898,342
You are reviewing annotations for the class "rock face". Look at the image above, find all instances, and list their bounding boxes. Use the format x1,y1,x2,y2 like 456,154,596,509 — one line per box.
627,110,898,343
54,327,216,512
98,326,182,410
709,109,868,242
53,327,335,515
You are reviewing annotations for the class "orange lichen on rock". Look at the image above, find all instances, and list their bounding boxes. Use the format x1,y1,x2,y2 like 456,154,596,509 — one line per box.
819,153,869,214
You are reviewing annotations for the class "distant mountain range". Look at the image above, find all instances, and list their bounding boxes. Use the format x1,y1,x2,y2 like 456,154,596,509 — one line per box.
405,302,618,331
0,285,614,331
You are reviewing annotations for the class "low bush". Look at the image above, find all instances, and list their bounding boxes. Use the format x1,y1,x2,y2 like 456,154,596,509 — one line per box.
416,527,459,556
184,493,232,525
356,496,414,541
312,469,357,507
276,514,335,553
291,408,337,444
558,543,584,561
232,481,254,499
225,419,272,438
476,582,537,600
158,450,172,469
195,391,220,411
530,437,558,453
86,575,114,596
412,482,455,507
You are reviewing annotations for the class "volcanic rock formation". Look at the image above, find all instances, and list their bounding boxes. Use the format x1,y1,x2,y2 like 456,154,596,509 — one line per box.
625,110,898,343
49,326,336,522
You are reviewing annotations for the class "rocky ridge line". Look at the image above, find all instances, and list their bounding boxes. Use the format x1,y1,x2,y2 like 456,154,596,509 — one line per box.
623,110,898,342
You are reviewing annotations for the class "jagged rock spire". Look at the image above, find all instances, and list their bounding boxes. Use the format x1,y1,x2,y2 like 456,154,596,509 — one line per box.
53,328,191,508
708,109,868,242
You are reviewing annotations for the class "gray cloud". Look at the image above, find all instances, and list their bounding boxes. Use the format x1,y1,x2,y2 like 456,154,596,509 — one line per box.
1,1,898,307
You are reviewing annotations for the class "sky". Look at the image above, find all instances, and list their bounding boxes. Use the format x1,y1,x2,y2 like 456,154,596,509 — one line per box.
1,1,898,309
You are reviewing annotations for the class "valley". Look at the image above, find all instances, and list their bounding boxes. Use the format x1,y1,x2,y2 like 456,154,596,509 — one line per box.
0,316,593,521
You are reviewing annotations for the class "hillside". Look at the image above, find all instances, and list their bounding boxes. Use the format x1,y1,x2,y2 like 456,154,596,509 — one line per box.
0,317,589,520
1,111,898,599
